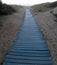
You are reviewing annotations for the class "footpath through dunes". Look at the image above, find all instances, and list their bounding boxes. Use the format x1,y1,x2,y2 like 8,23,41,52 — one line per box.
3,9,53,65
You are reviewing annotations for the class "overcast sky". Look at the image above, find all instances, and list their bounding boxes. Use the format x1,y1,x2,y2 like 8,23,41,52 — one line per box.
2,0,57,6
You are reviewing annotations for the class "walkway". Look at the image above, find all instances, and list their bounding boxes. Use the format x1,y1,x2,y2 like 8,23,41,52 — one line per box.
3,9,53,65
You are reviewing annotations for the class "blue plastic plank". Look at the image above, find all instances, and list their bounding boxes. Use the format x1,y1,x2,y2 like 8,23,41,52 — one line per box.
7,53,50,57
4,59,52,64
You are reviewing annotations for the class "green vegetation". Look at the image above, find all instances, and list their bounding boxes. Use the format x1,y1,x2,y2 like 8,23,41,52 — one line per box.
54,14,57,18
31,3,51,13
31,1,57,14
50,10,54,13
0,1,16,15
53,14,57,22
0,21,3,27
54,14,57,17
49,1,57,8
0,1,16,27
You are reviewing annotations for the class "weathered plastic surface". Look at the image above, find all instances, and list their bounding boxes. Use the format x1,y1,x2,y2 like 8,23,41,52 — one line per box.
3,9,53,65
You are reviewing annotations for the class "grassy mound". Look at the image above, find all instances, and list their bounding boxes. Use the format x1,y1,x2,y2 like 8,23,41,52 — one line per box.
0,1,16,15
31,3,51,13
49,1,57,8
0,1,16,27
31,1,57,13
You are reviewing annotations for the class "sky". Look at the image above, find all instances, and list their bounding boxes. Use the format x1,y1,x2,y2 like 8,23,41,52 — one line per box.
2,0,57,6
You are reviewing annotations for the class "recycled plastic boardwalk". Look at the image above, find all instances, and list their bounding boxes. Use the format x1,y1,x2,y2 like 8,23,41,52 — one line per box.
3,9,53,65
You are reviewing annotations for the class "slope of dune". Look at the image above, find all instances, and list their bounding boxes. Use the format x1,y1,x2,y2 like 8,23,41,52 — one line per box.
0,5,25,65
31,2,57,65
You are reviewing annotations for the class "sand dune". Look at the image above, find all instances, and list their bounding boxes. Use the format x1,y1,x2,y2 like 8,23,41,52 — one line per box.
31,3,57,65
0,5,25,65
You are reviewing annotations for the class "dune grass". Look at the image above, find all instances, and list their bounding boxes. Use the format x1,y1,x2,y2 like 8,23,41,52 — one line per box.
0,1,16,27
0,1,16,15
31,1,57,14
54,14,57,17
49,1,57,8
31,3,52,13
54,13,57,22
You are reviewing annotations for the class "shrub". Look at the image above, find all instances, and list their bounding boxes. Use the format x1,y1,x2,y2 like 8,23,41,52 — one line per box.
0,21,3,27
54,14,57,22
49,1,57,8
38,9,42,12
54,14,57,17
50,10,54,13
0,1,16,15
0,1,16,27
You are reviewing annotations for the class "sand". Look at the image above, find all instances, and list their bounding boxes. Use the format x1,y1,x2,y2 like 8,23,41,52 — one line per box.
31,7,57,65
0,6,25,65
0,5,57,65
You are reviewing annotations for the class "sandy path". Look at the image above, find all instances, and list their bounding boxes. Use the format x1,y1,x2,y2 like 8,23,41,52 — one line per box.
31,8,57,65
0,6,25,65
